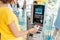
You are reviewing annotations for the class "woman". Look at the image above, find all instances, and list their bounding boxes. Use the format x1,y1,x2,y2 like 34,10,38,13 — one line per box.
0,0,38,40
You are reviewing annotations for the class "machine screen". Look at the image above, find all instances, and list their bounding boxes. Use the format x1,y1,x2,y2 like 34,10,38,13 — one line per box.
33,5,45,26
35,7,42,14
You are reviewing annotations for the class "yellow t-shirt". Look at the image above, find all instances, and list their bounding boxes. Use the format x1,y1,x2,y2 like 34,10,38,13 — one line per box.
0,7,22,40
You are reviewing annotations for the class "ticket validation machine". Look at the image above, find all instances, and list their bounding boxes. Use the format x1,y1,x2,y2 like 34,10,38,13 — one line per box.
32,5,45,26
30,4,45,30
32,4,45,34
28,5,45,40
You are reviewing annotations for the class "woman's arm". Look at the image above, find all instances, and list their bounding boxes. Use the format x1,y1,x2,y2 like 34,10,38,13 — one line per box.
8,21,37,38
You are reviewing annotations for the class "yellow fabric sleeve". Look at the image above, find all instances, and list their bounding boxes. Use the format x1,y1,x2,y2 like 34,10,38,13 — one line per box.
4,8,21,31
4,9,17,25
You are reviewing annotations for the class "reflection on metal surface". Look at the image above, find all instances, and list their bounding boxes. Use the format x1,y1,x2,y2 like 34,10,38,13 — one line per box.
43,0,60,40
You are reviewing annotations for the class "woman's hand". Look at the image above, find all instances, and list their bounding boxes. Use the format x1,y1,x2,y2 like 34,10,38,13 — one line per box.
28,28,38,34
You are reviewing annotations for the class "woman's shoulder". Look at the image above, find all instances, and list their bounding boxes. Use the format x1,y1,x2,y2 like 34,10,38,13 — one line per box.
0,7,12,11
0,7,14,16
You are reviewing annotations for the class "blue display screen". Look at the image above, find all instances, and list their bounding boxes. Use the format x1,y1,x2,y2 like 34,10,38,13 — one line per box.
35,7,42,14
33,5,45,25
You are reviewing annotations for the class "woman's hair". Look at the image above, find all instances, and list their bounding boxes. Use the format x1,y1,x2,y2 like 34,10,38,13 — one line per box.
0,0,13,3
